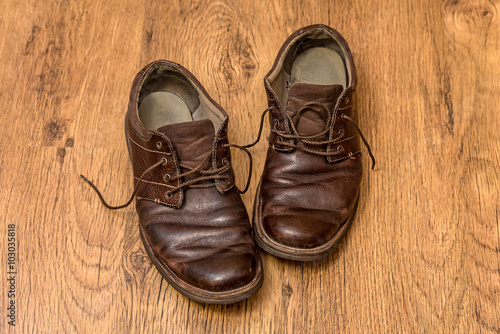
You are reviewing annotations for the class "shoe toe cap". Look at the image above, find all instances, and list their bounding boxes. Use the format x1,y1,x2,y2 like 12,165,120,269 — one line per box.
179,253,258,292
144,224,259,292
263,208,349,249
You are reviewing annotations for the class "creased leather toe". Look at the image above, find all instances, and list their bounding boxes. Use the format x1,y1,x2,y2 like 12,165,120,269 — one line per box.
124,61,263,303
252,24,374,261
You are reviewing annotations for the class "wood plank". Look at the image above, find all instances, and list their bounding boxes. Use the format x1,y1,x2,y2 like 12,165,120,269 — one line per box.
0,0,498,332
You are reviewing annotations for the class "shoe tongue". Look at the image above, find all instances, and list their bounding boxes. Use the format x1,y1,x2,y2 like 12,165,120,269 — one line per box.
156,119,215,168
286,83,344,136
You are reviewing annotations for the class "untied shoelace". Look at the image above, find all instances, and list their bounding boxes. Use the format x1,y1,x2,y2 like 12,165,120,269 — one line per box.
81,143,253,210
82,102,374,209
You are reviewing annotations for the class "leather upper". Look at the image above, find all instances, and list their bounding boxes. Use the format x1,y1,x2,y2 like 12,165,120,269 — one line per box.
257,25,363,249
127,61,259,292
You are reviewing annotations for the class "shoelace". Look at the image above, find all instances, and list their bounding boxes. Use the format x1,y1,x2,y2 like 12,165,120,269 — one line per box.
81,143,253,210
244,102,375,169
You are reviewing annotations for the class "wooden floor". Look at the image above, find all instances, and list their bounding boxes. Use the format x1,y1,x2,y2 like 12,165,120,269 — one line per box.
0,0,499,333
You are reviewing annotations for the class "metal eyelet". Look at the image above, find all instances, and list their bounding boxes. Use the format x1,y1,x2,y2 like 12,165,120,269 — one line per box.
274,119,280,129
337,145,344,152
338,129,344,136
225,177,231,182
164,174,171,181
161,157,168,165
165,192,172,198
341,113,347,120
345,97,350,103
277,136,283,142
156,142,162,149
222,157,229,165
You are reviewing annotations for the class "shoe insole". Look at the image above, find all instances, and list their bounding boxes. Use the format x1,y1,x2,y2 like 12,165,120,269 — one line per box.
290,47,347,87
139,91,193,130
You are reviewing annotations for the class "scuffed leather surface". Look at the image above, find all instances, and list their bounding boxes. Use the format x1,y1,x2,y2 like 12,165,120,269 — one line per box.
258,25,362,250
137,187,258,291
260,147,362,248
127,61,260,292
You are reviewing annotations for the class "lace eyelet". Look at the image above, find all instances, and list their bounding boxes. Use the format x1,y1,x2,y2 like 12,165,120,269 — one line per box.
225,178,230,182
156,142,162,149
338,129,344,136
222,157,229,165
345,97,350,103
274,119,280,130
164,174,170,181
161,157,168,165
165,192,172,198
341,113,347,120
277,136,283,142
337,145,344,152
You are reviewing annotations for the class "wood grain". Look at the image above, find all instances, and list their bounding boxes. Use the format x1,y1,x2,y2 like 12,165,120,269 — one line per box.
0,0,499,332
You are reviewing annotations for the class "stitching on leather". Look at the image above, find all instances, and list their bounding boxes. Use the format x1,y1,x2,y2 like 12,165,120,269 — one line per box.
133,177,175,187
335,134,359,144
128,123,184,206
128,135,171,155
135,196,181,208
327,89,350,157
328,150,361,163
213,119,234,193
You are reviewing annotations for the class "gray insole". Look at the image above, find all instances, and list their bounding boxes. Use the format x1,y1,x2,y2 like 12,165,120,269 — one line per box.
139,92,193,130
290,47,347,87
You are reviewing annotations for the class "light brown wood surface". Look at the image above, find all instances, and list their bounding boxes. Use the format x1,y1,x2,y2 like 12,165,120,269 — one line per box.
0,0,499,333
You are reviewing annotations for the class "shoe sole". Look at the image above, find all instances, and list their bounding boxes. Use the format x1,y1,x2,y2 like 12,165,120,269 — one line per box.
124,115,263,304
252,181,358,262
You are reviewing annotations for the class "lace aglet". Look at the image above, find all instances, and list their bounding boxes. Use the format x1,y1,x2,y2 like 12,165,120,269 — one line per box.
369,154,376,170
80,174,91,184
80,173,129,210
80,159,165,210
81,174,102,191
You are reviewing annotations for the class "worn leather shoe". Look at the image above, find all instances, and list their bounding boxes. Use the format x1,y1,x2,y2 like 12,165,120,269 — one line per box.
83,60,263,303
252,25,375,261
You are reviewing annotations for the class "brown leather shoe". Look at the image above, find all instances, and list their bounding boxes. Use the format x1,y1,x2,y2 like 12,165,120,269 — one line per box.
252,25,375,261
83,60,262,303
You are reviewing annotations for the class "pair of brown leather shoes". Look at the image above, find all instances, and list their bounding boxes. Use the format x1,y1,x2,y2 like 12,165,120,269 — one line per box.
82,24,374,304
